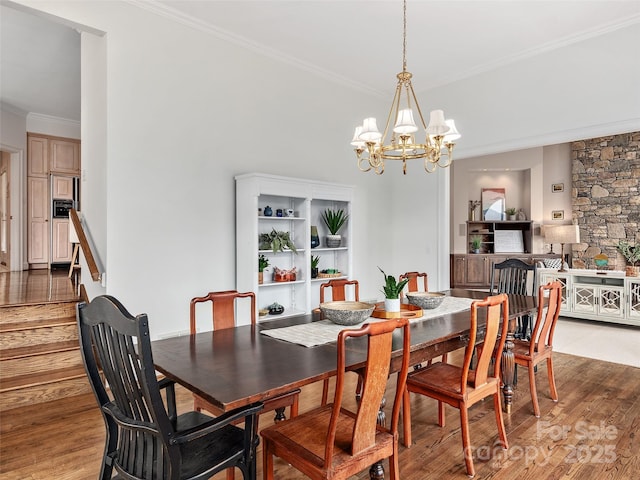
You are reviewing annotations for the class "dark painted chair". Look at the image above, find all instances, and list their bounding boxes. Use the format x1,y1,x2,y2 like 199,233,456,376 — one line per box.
260,318,411,480
490,258,537,339
78,295,262,480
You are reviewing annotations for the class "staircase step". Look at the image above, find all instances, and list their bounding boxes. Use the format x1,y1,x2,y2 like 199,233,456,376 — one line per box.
0,320,78,350
0,301,77,323
1,342,83,378
0,374,92,412
0,366,88,392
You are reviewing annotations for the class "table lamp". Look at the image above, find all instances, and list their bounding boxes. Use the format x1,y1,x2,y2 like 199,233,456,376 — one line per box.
544,224,580,272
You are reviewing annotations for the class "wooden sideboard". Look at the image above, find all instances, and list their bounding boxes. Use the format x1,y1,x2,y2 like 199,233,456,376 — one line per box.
450,254,561,289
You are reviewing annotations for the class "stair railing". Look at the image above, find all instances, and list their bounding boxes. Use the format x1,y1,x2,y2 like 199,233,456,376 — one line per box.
69,209,101,282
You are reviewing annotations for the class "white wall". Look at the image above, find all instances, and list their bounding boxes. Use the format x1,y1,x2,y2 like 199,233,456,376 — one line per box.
425,22,640,159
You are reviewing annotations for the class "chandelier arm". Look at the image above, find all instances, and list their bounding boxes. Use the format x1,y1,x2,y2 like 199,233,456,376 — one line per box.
424,158,437,173
381,82,404,147
407,81,428,130
357,155,372,172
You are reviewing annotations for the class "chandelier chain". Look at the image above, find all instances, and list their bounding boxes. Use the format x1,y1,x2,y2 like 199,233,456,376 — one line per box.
402,0,407,72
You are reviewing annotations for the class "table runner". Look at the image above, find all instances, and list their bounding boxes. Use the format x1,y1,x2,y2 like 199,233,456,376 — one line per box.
261,296,475,347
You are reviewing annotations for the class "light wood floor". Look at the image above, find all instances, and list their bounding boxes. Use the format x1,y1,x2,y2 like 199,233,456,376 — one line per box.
1,271,639,479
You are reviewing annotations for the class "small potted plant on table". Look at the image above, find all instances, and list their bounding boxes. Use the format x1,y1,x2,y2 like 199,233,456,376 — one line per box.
321,209,348,248
505,207,517,221
379,267,409,313
617,240,640,277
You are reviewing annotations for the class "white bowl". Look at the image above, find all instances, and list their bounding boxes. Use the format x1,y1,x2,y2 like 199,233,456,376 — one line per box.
405,292,446,309
319,301,375,326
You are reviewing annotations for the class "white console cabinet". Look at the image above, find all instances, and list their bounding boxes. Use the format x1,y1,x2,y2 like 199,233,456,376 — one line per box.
236,173,354,323
538,269,640,326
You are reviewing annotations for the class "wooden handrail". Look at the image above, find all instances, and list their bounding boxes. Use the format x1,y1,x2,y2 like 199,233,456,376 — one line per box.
70,209,101,282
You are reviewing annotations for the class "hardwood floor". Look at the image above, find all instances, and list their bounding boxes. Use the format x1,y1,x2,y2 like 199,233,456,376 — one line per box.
1,271,639,479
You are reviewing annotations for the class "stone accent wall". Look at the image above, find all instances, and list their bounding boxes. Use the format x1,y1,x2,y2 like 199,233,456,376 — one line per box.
571,131,640,269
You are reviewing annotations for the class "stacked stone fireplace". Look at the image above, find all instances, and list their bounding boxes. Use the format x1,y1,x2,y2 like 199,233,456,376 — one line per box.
571,131,639,270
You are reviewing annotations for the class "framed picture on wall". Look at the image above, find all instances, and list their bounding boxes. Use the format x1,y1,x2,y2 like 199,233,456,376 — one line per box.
552,210,564,220
482,188,506,220
552,183,564,193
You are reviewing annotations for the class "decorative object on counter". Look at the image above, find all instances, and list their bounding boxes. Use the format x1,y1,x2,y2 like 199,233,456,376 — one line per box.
258,254,269,284
319,301,375,326
264,205,272,217
482,188,506,221
310,226,320,248
286,208,294,217
317,269,342,279
350,0,460,175
617,240,640,277
267,302,284,315
470,235,482,254
259,308,269,317
593,254,609,271
544,224,580,272
468,200,481,221
276,208,283,217
505,207,517,221
372,302,423,319
259,229,298,254
379,267,410,313
516,208,527,221
322,208,348,247
311,256,319,279
405,292,445,310
273,267,297,282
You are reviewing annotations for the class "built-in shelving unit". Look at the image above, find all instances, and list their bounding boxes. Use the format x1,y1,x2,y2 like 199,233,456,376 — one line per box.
236,173,354,324
467,221,533,254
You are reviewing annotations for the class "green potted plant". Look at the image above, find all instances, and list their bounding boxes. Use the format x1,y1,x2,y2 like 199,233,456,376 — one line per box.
321,208,348,248
470,235,482,254
258,254,269,284
310,255,320,279
259,229,298,254
505,207,517,221
379,267,410,312
617,240,640,277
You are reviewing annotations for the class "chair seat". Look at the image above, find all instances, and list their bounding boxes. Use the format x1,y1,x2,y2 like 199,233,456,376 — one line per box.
176,412,248,479
512,339,552,358
407,363,494,400
261,404,395,476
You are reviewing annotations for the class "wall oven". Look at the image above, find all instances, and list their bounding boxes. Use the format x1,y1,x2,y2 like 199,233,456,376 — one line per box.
52,199,74,218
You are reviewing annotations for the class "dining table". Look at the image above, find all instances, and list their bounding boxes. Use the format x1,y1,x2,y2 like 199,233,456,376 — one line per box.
152,288,540,479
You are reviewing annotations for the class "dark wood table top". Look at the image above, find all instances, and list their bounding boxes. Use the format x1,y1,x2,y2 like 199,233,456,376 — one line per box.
152,289,539,412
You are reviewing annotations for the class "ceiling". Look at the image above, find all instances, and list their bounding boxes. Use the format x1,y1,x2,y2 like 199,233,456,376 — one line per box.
2,0,639,122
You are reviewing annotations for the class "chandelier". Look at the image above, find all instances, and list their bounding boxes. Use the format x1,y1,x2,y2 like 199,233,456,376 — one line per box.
351,0,461,175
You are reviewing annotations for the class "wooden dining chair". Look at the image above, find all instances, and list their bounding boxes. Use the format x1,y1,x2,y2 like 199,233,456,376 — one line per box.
319,278,360,303
319,279,360,405
78,295,263,480
402,294,509,477
513,281,563,417
399,271,428,296
490,258,537,339
260,318,411,480
399,271,449,366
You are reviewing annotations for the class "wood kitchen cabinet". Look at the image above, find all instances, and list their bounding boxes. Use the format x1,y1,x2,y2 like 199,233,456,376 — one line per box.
27,177,49,266
27,135,48,177
50,139,80,175
51,219,73,263
52,176,74,200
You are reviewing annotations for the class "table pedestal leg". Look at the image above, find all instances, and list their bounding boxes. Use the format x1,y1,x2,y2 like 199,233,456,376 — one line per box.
501,331,515,414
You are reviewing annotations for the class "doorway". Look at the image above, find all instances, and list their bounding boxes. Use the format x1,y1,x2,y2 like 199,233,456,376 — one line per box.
0,151,9,271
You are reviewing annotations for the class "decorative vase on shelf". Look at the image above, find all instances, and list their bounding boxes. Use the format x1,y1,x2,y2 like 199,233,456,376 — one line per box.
384,298,401,313
258,272,264,284
264,206,272,217
310,226,320,249
326,234,341,248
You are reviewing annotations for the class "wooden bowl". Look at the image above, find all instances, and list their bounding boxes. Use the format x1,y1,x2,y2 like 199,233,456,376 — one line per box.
405,292,446,309
319,301,375,326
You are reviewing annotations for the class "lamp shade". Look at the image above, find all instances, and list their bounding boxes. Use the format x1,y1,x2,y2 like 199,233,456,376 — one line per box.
351,126,365,147
359,117,382,142
544,224,580,245
394,108,418,134
425,109,449,135
443,119,461,143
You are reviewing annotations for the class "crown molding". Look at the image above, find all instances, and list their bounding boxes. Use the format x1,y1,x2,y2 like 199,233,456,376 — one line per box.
1,101,28,117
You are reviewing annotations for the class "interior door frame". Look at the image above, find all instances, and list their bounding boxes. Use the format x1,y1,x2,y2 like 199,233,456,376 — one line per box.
0,143,26,271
